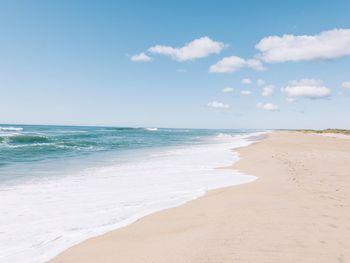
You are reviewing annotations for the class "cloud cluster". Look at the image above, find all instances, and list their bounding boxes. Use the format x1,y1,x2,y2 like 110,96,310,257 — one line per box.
207,101,230,109
132,28,350,69
209,28,350,72
130,30,349,113
256,28,350,63
241,78,252,85
149,37,226,61
240,90,252,96
130,52,152,62
257,102,279,111
222,87,234,93
341,81,350,89
209,56,264,73
257,79,265,86
282,79,331,99
262,85,275,97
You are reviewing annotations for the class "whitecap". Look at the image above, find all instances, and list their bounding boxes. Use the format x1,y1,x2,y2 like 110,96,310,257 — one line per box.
0,127,23,132
145,127,158,131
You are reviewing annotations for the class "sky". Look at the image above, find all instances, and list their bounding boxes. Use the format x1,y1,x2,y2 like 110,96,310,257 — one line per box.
0,0,350,129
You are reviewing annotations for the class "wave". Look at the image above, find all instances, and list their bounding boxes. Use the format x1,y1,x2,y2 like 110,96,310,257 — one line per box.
9,135,50,144
108,127,141,131
52,130,88,133
145,127,158,131
0,127,23,132
0,142,100,151
0,130,260,263
215,133,235,139
215,131,267,139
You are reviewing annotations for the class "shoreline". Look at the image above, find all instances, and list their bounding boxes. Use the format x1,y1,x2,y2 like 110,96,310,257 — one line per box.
51,132,350,262
1,130,261,263
42,132,260,262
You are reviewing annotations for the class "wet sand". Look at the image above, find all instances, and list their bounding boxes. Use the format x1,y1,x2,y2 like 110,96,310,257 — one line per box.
51,132,350,263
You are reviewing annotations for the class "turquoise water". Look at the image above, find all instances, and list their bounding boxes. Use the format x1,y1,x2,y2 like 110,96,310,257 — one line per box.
0,124,256,182
0,124,265,263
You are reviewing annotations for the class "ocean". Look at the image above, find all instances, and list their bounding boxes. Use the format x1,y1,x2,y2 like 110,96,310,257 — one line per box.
0,124,265,262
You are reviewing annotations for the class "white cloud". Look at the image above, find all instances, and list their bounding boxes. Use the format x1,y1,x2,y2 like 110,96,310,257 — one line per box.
256,28,350,63
262,85,275,97
282,79,331,99
240,90,252,96
130,52,152,62
149,37,225,61
207,101,230,109
222,87,234,93
257,79,265,86
257,102,279,111
241,78,252,85
341,81,350,89
209,56,264,73
286,98,296,103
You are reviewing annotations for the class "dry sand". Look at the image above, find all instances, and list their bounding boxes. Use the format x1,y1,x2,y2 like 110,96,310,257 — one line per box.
51,132,350,263
315,133,350,140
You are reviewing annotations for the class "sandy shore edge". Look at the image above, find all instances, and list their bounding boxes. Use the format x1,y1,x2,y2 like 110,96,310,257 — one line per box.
51,132,350,263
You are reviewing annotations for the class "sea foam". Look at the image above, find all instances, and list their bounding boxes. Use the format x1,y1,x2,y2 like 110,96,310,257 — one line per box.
0,132,263,263
0,127,23,132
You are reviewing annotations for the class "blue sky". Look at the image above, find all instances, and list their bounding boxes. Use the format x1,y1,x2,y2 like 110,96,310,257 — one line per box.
0,0,349,129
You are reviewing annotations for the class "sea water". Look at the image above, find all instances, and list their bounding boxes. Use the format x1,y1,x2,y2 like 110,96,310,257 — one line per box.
0,125,265,262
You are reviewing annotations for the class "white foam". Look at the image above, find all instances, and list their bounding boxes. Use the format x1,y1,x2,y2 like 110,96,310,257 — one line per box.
145,127,158,131
0,127,22,138
0,133,262,263
0,127,23,132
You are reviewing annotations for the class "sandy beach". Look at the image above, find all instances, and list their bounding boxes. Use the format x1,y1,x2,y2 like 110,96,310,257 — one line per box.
51,132,350,263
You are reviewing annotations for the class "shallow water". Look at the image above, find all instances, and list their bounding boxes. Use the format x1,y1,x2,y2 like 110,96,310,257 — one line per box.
0,125,264,262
